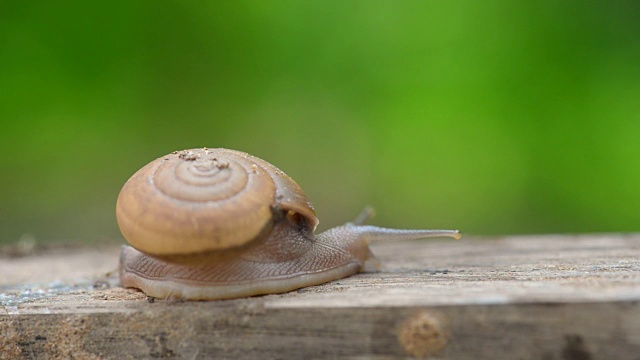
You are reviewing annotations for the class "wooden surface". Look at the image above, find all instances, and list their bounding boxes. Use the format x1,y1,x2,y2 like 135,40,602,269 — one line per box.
1,234,639,359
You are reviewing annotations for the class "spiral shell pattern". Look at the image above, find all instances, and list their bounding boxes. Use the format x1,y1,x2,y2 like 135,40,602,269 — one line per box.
116,148,317,255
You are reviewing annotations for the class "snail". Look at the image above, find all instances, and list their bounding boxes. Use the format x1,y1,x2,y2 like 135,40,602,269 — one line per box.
116,148,461,300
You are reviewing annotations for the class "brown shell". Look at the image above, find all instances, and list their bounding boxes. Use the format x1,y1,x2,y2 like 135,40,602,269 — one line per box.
116,148,318,255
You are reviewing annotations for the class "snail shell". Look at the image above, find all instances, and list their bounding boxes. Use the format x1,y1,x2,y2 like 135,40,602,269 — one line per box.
116,148,317,255
117,148,461,300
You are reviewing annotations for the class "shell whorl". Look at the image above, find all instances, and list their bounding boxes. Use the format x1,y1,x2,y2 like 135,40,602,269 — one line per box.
116,148,317,256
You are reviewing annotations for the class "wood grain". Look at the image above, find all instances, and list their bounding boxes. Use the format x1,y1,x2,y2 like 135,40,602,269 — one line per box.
1,234,639,359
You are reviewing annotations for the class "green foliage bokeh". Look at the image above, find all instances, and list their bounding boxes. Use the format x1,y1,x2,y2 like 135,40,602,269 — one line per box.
1,1,639,245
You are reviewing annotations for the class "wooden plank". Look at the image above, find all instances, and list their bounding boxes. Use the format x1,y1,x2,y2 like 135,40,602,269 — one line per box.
1,234,639,359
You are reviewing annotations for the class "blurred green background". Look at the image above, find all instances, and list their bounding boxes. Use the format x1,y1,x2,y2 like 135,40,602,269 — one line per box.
1,1,639,246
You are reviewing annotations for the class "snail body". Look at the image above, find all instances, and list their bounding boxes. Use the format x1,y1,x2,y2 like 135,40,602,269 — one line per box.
117,148,460,300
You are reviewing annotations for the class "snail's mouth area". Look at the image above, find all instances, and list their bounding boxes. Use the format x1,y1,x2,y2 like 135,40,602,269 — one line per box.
119,245,361,301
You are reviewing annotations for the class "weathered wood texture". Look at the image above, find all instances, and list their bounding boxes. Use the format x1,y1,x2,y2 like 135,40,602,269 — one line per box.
1,234,639,359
